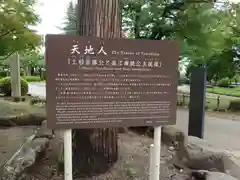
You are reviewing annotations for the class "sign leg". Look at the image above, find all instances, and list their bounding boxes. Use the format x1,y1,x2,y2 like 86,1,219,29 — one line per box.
152,126,161,180
64,129,73,180
149,144,154,180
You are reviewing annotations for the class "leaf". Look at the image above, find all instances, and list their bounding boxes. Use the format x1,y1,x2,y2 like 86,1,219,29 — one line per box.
0,0,42,59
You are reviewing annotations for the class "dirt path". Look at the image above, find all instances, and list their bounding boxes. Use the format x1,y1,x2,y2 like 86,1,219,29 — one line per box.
23,131,190,180
0,126,36,167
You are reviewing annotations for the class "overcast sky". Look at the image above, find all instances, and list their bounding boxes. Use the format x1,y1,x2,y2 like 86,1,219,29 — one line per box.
33,0,239,35
33,0,75,35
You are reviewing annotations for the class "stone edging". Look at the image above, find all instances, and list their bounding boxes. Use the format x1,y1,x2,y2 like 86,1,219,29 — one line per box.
0,120,53,180
0,113,46,127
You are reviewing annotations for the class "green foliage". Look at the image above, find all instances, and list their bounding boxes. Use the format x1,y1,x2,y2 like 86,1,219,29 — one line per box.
121,0,240,81
22,76,41,82
40,69,46,80
0,70,7,77
61,2,77,34
187,3,240,81
19,51,45,77
20,51,44,68
217,77,231,87
30,96,46,105
0,0,42,59
0,77,29,96
179,77,190,85
231,75,239,84
228,99,240,112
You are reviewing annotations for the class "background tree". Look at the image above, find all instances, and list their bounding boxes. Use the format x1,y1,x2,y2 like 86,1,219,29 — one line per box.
0,0,41,60
184,2,240,81
62,2,77,35
19,51,44,76
121,0,240,82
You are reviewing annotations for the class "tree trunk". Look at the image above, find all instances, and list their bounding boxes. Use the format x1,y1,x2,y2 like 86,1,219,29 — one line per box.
72,0,121,178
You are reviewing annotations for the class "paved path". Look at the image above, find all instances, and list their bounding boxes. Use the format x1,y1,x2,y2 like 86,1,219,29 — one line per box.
28,82,46,98
29,83,240,151
176,109,240,151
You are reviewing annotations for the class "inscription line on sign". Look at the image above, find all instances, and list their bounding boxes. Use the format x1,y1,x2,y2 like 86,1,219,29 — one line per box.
46,35,179,180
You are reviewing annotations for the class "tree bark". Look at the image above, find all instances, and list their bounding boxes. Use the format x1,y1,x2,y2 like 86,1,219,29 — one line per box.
72,0,121,178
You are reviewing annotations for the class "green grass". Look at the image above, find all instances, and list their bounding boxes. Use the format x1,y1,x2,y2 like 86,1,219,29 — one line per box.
206,86,240,97
0,98,45,117
0,76,45,82
22,76,42,82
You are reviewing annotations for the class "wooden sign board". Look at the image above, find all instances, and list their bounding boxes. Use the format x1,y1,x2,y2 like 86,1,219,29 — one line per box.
45,35,179,129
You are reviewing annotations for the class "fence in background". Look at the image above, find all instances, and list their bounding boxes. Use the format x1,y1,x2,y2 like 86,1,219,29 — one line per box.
177,93,232,111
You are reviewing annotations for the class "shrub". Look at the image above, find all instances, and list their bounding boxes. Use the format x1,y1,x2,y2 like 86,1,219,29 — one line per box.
40,70,46,81
30,97,46,105
0,77,29,96
217,77,231,87
23,76,41,82
184,78,190,84
179,77,190,85
20,71,24,76
228,99,240,112
0,70,7,77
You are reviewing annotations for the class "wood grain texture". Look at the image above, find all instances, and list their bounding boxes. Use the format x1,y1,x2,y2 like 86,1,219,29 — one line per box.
77,0,121,38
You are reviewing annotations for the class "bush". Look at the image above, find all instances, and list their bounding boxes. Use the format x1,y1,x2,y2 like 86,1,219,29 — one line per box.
217,77,231,87
23,76,41,82
179,77,190,85
30,97,46,105
20,71,24,76
0,70,8,77
184,78,190,84
0,77,29,96
40,70,46,81
228,99,240,112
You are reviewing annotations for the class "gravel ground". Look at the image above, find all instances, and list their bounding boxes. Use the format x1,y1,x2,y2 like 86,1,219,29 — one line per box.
0,126,36,167
23,131,190,180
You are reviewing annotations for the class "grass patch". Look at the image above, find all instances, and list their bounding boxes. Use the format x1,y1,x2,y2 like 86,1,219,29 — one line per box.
22,76,42,82
207,86,240,97
0,97,45,117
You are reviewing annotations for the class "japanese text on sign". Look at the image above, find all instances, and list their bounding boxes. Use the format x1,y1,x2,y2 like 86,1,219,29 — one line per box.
46,35,179,129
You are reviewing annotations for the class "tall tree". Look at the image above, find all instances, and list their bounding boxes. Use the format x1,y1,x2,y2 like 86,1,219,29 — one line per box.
71,0,120,177
62,2,77,35
0,0,41,60
185,2,240,81
121,0,240,81
19,51,44,76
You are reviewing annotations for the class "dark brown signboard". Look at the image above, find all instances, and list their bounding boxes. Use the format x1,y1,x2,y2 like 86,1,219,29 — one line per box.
45,35,179,129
